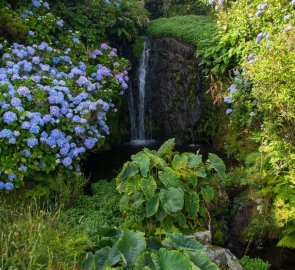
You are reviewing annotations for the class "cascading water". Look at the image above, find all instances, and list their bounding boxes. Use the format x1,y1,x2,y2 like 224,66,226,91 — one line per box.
128,39,155,145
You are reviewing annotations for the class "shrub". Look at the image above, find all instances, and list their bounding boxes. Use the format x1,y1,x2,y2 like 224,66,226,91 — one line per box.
239,256,270,270
116,138,226,233
0,1,128,191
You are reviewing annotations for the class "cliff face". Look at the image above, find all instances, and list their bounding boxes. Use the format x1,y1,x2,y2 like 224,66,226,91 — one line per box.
144,37,204,144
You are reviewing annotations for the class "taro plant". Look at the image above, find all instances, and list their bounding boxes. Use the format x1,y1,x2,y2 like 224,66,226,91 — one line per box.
116,139,226,232
82,229,219,270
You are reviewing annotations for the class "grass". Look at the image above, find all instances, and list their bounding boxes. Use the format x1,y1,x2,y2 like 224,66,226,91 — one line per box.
0,198,88,270
147,15,217,51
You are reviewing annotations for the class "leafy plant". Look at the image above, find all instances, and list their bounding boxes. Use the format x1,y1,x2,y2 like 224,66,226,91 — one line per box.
82,229,219,270
116,138,226,232
239,256,270,270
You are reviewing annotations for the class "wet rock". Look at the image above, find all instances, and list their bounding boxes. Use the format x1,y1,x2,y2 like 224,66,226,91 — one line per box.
206,245,243,270
144,37,204,144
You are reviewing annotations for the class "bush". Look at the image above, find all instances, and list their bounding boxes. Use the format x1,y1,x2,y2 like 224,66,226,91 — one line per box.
0,1,128,191
116,138,226,233
239,256,270,270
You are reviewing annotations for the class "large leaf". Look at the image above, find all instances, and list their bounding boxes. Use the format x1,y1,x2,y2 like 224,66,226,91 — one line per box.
157,138,176,157
116,230,147,269
141,176,157,199
188,153,202,167
95,246,124,268
158,167,181,189
172,154,189,171
132,152,150,177
186,250,219,270
160,187,184,214
118,161,139,181
134,252,156,270
185,192,200,218
119,194,129,213
130,192,145,209
146,194,160,217
201,187,215,203
82,252,95,270
207,153,226,180
126,176,141,194
151,249,192,270
144,149,167,170
162,233,204,251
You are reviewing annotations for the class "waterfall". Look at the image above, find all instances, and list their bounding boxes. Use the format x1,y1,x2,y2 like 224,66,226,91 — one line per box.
128,39,154,145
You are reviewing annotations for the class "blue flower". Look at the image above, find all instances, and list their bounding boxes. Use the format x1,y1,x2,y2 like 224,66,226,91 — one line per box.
27,137,38,148
8,173,16,181
0,182,5,190
24,149,31,157
32,0,41,7
226,108,233,115
72,38,80,44
28,30,35,36
56,20,64,27
3,111,17,124
62,157,72,167
4,182,14,190
19,165,28,172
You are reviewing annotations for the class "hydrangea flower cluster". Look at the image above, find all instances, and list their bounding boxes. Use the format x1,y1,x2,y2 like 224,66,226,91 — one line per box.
0,40,128,190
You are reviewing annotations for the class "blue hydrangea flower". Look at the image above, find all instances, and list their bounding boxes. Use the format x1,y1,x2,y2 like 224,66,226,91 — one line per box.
27,137,38,148
32,0,41,8
56,20,64,27
62,157,72,167
19,165,28,172
28,31,35,36
5,182,14,190
3,111,17,124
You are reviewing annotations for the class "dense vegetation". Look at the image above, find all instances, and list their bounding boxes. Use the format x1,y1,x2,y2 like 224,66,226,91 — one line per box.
0,0,294,269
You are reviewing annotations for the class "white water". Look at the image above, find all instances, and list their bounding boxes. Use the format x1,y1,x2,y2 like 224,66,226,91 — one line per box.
129,39,150,144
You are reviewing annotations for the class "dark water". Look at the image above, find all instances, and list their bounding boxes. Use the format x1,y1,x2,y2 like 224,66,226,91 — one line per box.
245,244,295,270
81,141,220,181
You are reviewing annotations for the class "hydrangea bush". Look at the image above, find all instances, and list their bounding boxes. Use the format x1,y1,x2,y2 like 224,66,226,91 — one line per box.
0,0,128,191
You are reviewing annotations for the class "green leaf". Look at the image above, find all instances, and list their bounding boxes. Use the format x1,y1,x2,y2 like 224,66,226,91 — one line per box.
134,252,156,270
185,192,200,218
82,252,95,270
144,149,167,170
188,154,202,167
94,246,123,268
188,174,198,186
141,176,157,199
116,230,147,269
158,167,181,189
162,233,204,251
160,187,184,214
175,212,187,228
157,138,176,157
119,194,129,212
172,154,189,171
201,187,215,203
146,194,160,217
197,167,207,178
118,161,139,181
207,153,226,180
130,192,145,209
151,248,192,270
126,176,141,194
186,250,219,270
162,217,174,232
132,153,150,177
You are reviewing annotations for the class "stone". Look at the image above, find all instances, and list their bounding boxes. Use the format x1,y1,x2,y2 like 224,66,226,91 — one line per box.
189,230,212,245
205,245,243,270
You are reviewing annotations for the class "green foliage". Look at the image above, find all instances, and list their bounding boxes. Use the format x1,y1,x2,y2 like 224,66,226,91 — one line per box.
239,256,270,270
62,180,143,244
50,0,149,44
116,139,226,233
132,36,145,59
82,229,219,270
0,7,29,43
0,199,89,269
147,15,217,51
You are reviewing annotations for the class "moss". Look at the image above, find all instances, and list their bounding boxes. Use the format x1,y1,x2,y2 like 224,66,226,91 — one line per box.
147,15,217,51
132,36,145,60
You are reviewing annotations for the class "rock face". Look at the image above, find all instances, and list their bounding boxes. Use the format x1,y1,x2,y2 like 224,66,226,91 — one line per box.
144,37,204,144
206,246,243,270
